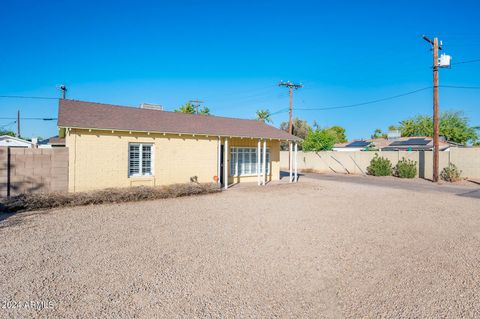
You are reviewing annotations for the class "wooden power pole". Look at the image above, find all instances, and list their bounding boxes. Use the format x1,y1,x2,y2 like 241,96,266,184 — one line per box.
189,99,204,114
17,110,20,138
278,81,303,135
423,35,441,182
278,81,303,169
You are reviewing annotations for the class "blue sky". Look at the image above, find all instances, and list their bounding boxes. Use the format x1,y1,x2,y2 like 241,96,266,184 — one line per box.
0,0,479,139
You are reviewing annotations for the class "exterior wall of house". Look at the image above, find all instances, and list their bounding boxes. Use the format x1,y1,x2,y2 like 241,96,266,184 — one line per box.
66,129,218,192
66,129,282,192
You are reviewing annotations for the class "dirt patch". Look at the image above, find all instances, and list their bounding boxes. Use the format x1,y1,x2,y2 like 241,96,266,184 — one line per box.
1,178,479,317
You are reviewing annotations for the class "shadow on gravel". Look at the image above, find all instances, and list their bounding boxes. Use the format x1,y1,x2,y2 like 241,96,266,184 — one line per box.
302,172,480,198
457,189,480,199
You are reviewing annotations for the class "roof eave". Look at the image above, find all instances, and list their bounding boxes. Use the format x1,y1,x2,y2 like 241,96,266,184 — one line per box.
59,126,300,142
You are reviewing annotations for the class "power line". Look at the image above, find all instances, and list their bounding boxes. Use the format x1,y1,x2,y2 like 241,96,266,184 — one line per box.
292,87,432,111
0,95,58,100
0,117,57,120
451,58,480,65
0,121,16,129
440,85,480,89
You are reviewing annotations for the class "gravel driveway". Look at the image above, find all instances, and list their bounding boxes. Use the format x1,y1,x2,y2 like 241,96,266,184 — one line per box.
1,177,480,318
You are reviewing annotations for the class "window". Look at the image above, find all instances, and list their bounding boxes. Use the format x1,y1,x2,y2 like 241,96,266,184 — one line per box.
129,143,153,176
230,147,270,176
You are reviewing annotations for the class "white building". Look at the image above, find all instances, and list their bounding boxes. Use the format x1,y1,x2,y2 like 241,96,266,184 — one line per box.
0,135,35,148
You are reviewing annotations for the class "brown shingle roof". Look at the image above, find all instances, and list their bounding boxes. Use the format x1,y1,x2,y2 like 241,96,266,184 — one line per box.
58,100,300,141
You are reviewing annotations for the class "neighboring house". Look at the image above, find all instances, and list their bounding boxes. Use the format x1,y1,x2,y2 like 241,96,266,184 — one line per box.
0,135,35,148
38,136,66,148
334,137,455,152
333,140,373,152
58,99,301,192
380,137,453,151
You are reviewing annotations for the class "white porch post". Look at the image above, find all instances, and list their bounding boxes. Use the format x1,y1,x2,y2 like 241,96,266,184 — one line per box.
257,139,261,186
262,139,267,185
224,138,228,190
294,142,298,182
217,137,221,185
289,141,293,183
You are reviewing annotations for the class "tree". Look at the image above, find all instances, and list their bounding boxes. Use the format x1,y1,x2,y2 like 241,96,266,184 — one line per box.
199,106,210,115
175,102,210,115
326,126,347,143
396,111,478,145
371,128,387,139
280,118,312,150
303,129,336,151
388,125,399,131
280,118,311,140
0,130,15,137
255,109,272,123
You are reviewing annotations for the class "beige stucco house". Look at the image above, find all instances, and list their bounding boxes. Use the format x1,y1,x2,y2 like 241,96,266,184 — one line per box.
58,100,300,192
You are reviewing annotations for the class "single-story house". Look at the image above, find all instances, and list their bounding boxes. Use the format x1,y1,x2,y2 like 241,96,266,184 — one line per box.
58,99,301,192
0,135,35,148
38,136,66,148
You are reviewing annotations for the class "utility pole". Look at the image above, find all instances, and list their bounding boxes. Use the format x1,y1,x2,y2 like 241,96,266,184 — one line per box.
17,110,20,138
278,81,303,170
423,35,442,182
189,99,203,114
278,81,303,135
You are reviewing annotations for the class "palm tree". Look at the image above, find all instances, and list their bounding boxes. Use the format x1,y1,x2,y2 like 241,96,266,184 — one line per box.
256,109,272,124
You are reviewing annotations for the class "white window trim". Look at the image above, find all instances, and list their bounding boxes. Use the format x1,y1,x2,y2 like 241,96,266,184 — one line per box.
229,146,270,177
128,143,155,177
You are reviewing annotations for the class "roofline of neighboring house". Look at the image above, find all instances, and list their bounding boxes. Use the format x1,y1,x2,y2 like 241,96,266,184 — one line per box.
59,126,301,142
0,135,34,145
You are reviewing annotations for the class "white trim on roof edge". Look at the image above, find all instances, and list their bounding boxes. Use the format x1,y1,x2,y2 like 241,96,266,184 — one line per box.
60,126,300,142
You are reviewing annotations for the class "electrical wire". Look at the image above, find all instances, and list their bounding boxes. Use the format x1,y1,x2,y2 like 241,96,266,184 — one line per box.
0,121,16,129
293,87,432,111
0,117,57,120
451,58,480,65
440,85,480,89
0,95,58,100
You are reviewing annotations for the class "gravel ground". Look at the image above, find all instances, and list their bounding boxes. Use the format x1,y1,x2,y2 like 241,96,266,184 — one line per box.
1,177,480,318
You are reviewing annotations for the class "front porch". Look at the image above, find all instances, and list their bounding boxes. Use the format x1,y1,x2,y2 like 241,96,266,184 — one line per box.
216,137,299,190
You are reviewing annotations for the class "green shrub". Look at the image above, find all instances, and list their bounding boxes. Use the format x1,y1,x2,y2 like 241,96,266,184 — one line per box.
440,163,462,182
367,154,393,176
394,158,417,178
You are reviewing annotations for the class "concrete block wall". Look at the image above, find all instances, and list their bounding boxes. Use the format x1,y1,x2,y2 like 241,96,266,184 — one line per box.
0,147,68,197
281,148,480,180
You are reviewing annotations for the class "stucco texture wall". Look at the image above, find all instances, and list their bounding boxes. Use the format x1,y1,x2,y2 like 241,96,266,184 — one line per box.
66,129,218,192
66,129,281,192
281,148,480,180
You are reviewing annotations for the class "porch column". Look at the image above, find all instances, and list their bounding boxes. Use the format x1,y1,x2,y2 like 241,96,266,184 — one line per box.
257,139,261,185
224,138,228,190
294,142,298,182
289,141,293,183
262,139,267,185
217,137,221,185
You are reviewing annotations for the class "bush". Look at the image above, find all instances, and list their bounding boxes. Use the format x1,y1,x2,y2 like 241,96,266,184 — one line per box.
440,163,462,182
367,154,393,176
394,158,417,178
1,183,221,213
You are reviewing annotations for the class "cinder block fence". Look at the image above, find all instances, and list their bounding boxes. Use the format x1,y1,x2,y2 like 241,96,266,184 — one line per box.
0,147,68,197
280,148,480,180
